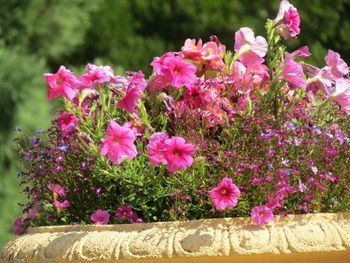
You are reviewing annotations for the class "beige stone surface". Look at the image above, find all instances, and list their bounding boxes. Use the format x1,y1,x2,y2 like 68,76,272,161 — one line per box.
1,213,350,263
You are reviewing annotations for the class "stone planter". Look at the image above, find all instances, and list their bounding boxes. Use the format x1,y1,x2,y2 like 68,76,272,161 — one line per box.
1,213,350,263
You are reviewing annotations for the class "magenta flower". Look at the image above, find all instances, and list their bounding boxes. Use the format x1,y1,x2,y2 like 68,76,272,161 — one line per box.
162,136,195,173
281,52,307,89
330,78,350,115
117,71,147,113
100,120,138,164
251,205,275,225
54,199,71,209
47,184,66,197
115,205,134,220
274,0,301,39
44,66,81,101
234,27,268,66
325,50,349,79
208,177,241,211
13,217,27,235
80,64,116,88
57,112,79,134
146,132,169,167
91,209,110,225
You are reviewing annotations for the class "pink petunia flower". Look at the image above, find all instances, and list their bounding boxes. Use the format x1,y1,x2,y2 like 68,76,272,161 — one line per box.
330,78,350,115
100,120,138,164
80,64,116,88
13,217,27,235
54,199,71,209
57,112,79,135
251,205,275,224
274,0,301,39
146,132,169,167
115,205,134,220
44,66,81,101
162,136,195,173
91,209,110,225
325,50,349,79
117,71,147,113
234,27,268,66
208,177,241,211
281,52,307,89
47,184,66,197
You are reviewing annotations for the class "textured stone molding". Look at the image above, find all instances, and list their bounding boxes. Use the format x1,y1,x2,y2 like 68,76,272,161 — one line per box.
1,213,350,262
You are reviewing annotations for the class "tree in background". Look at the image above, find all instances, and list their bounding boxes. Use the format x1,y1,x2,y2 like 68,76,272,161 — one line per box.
0,0,349,247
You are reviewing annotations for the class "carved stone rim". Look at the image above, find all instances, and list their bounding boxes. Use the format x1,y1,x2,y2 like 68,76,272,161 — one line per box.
1,212,350,263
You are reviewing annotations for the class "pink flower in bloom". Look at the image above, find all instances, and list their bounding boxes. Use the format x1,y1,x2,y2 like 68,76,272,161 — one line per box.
330,78,350,114
162,136,195,173
115,205,134,220
47,184,66,197
325,50,349,79
117,71,147,113
208,177,241,211
91,209,110,225
147,132,169,166
44,66,81,101
201,42,219,60
251,205,275,224
100,120,138,164
13,217,27,235
80,64,116,88
274,0,301,39
54,199,71,209
181,38,203,60
234,27,268,66
281,52,307,89
290,46,311,58
57,112,79,134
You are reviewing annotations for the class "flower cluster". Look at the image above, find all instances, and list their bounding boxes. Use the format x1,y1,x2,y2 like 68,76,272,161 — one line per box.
14,0,350,233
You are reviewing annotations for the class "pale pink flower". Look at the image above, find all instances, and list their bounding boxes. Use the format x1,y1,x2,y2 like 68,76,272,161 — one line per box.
91,209,110,225
251,205,275,224
100,120,138,164
181,39,203,60
208,177,241,211
162,136,195,173
80,64,116,88
325,50,349,79
290,46,311,58
330,78,350,114
234,27,268,66
117,71,147,113
302,63,333,98
274,0,301,39
47,184,66,197
44,66,81,101
54,199,71,209
201,42,219,60
281,52,307,88
146,132,169,166
57,112,79,134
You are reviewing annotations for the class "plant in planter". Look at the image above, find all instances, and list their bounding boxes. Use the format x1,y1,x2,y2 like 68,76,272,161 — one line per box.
5,1,350,260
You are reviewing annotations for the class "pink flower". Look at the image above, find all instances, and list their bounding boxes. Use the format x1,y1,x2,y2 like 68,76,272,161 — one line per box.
13,217,27,235
162,136,195,173
325,50,349,79
274,0,301,39
290,46,311,58
281,52,307,88
44,66,81,101
100,120,138,164
151,53,197,88
54,199,71,209
234,27,268,66
201,42,219,60
117,71,147,113
57,112,79,134
208,177,241,211
91,209,110,225
80,64,116,88
115,205,133,220
181,39,203,60
47,184,66,197
251,205,275,224
330,78,350,114
146,132,169,166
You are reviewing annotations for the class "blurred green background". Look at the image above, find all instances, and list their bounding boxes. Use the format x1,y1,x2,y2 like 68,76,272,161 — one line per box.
1,0,350,248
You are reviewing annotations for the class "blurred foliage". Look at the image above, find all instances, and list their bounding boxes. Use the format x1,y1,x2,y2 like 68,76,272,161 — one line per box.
0,0,350,248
